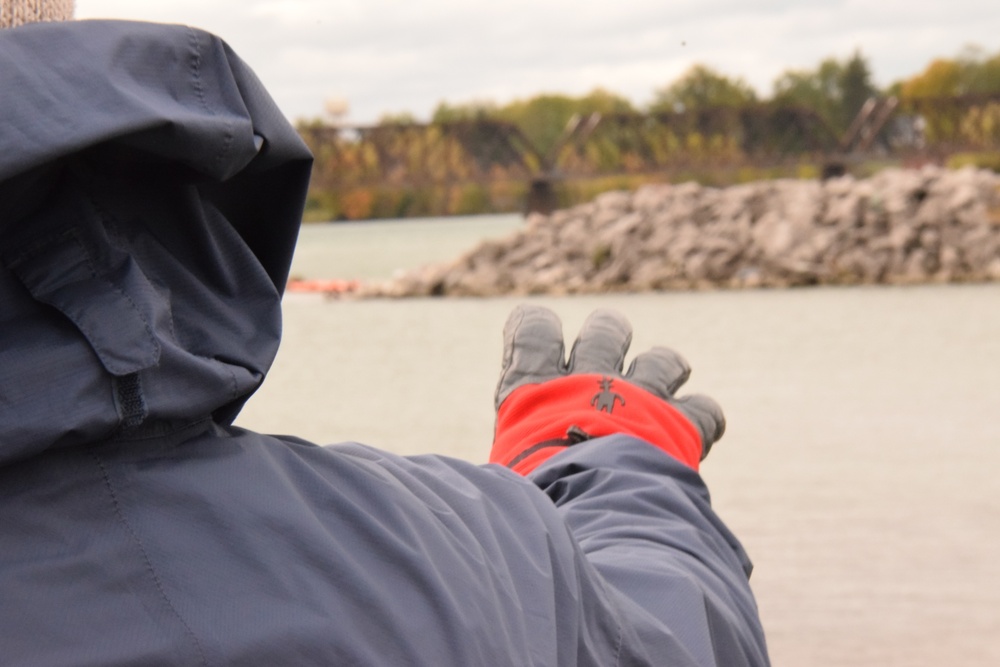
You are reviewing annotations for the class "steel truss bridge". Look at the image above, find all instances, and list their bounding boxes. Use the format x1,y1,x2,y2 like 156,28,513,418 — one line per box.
298,94,1000,215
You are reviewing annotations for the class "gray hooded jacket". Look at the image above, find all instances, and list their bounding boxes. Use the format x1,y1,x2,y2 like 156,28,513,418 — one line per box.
0,20,769,666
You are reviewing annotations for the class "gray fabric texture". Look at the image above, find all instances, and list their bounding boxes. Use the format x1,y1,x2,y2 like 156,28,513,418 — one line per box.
0,20,769,666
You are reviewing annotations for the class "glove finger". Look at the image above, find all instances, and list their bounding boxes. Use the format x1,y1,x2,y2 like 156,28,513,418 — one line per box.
671,394,726,459
495,305,567,408
568,309,632,374
624,347,691,400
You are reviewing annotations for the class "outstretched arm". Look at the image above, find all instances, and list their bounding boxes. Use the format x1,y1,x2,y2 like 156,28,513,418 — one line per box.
490,306,770,666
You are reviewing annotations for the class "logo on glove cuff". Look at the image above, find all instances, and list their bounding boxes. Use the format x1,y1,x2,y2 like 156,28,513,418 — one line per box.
591,377,626,413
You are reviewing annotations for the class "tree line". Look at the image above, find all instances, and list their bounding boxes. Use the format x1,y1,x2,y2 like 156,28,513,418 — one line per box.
428,47,1000,156
299,47,1000,221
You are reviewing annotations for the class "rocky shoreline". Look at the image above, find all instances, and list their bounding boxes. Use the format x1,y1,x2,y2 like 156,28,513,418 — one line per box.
366,166,1000,297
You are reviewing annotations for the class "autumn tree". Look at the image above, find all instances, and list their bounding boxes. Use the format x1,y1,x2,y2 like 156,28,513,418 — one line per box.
896,46,1000,146
899,59,963,98
898,46,1000,98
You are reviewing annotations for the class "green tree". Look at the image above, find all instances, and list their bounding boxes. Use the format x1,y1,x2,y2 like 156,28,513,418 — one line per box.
430,89,636,158
576,88,637,116
772,58,842,127
772,51,878,134
378,110,418,124
649,64,757,113
494,94,579,157
962,49,1000,95
431,100,499,123
839,51,878,128
497,89,636,157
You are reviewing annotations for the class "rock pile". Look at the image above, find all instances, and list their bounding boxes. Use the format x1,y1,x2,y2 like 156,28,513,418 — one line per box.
370,166,1000,297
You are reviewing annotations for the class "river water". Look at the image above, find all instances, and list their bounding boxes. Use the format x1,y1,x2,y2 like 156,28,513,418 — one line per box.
236,214,1000,666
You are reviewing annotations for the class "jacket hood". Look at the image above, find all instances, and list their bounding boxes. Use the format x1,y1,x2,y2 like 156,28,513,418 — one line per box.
0,20,314,464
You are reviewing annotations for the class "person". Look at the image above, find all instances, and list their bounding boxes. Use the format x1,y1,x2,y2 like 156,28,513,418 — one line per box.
0,11,771,666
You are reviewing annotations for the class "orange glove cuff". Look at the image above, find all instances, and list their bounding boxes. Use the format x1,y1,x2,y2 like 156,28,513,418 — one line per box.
490,374,702,475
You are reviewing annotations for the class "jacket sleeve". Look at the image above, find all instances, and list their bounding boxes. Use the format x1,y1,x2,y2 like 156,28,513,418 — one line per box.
527,435,771,667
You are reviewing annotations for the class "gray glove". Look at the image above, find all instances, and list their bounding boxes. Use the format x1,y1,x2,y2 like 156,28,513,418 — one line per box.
490,305,725,473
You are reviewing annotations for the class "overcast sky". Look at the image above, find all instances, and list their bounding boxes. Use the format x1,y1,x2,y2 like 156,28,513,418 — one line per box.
75,0,1000,125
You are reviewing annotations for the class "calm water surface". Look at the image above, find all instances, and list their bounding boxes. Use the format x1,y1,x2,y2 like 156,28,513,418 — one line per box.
288,214,524,281
238,215,1000,666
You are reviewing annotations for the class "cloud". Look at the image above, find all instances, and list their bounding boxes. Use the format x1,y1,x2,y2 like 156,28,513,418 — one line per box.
75,0,1000,123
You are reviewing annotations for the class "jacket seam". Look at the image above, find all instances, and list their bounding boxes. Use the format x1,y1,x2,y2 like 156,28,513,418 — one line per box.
186,27,235,174
93,453,209,666
613,614,625,667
